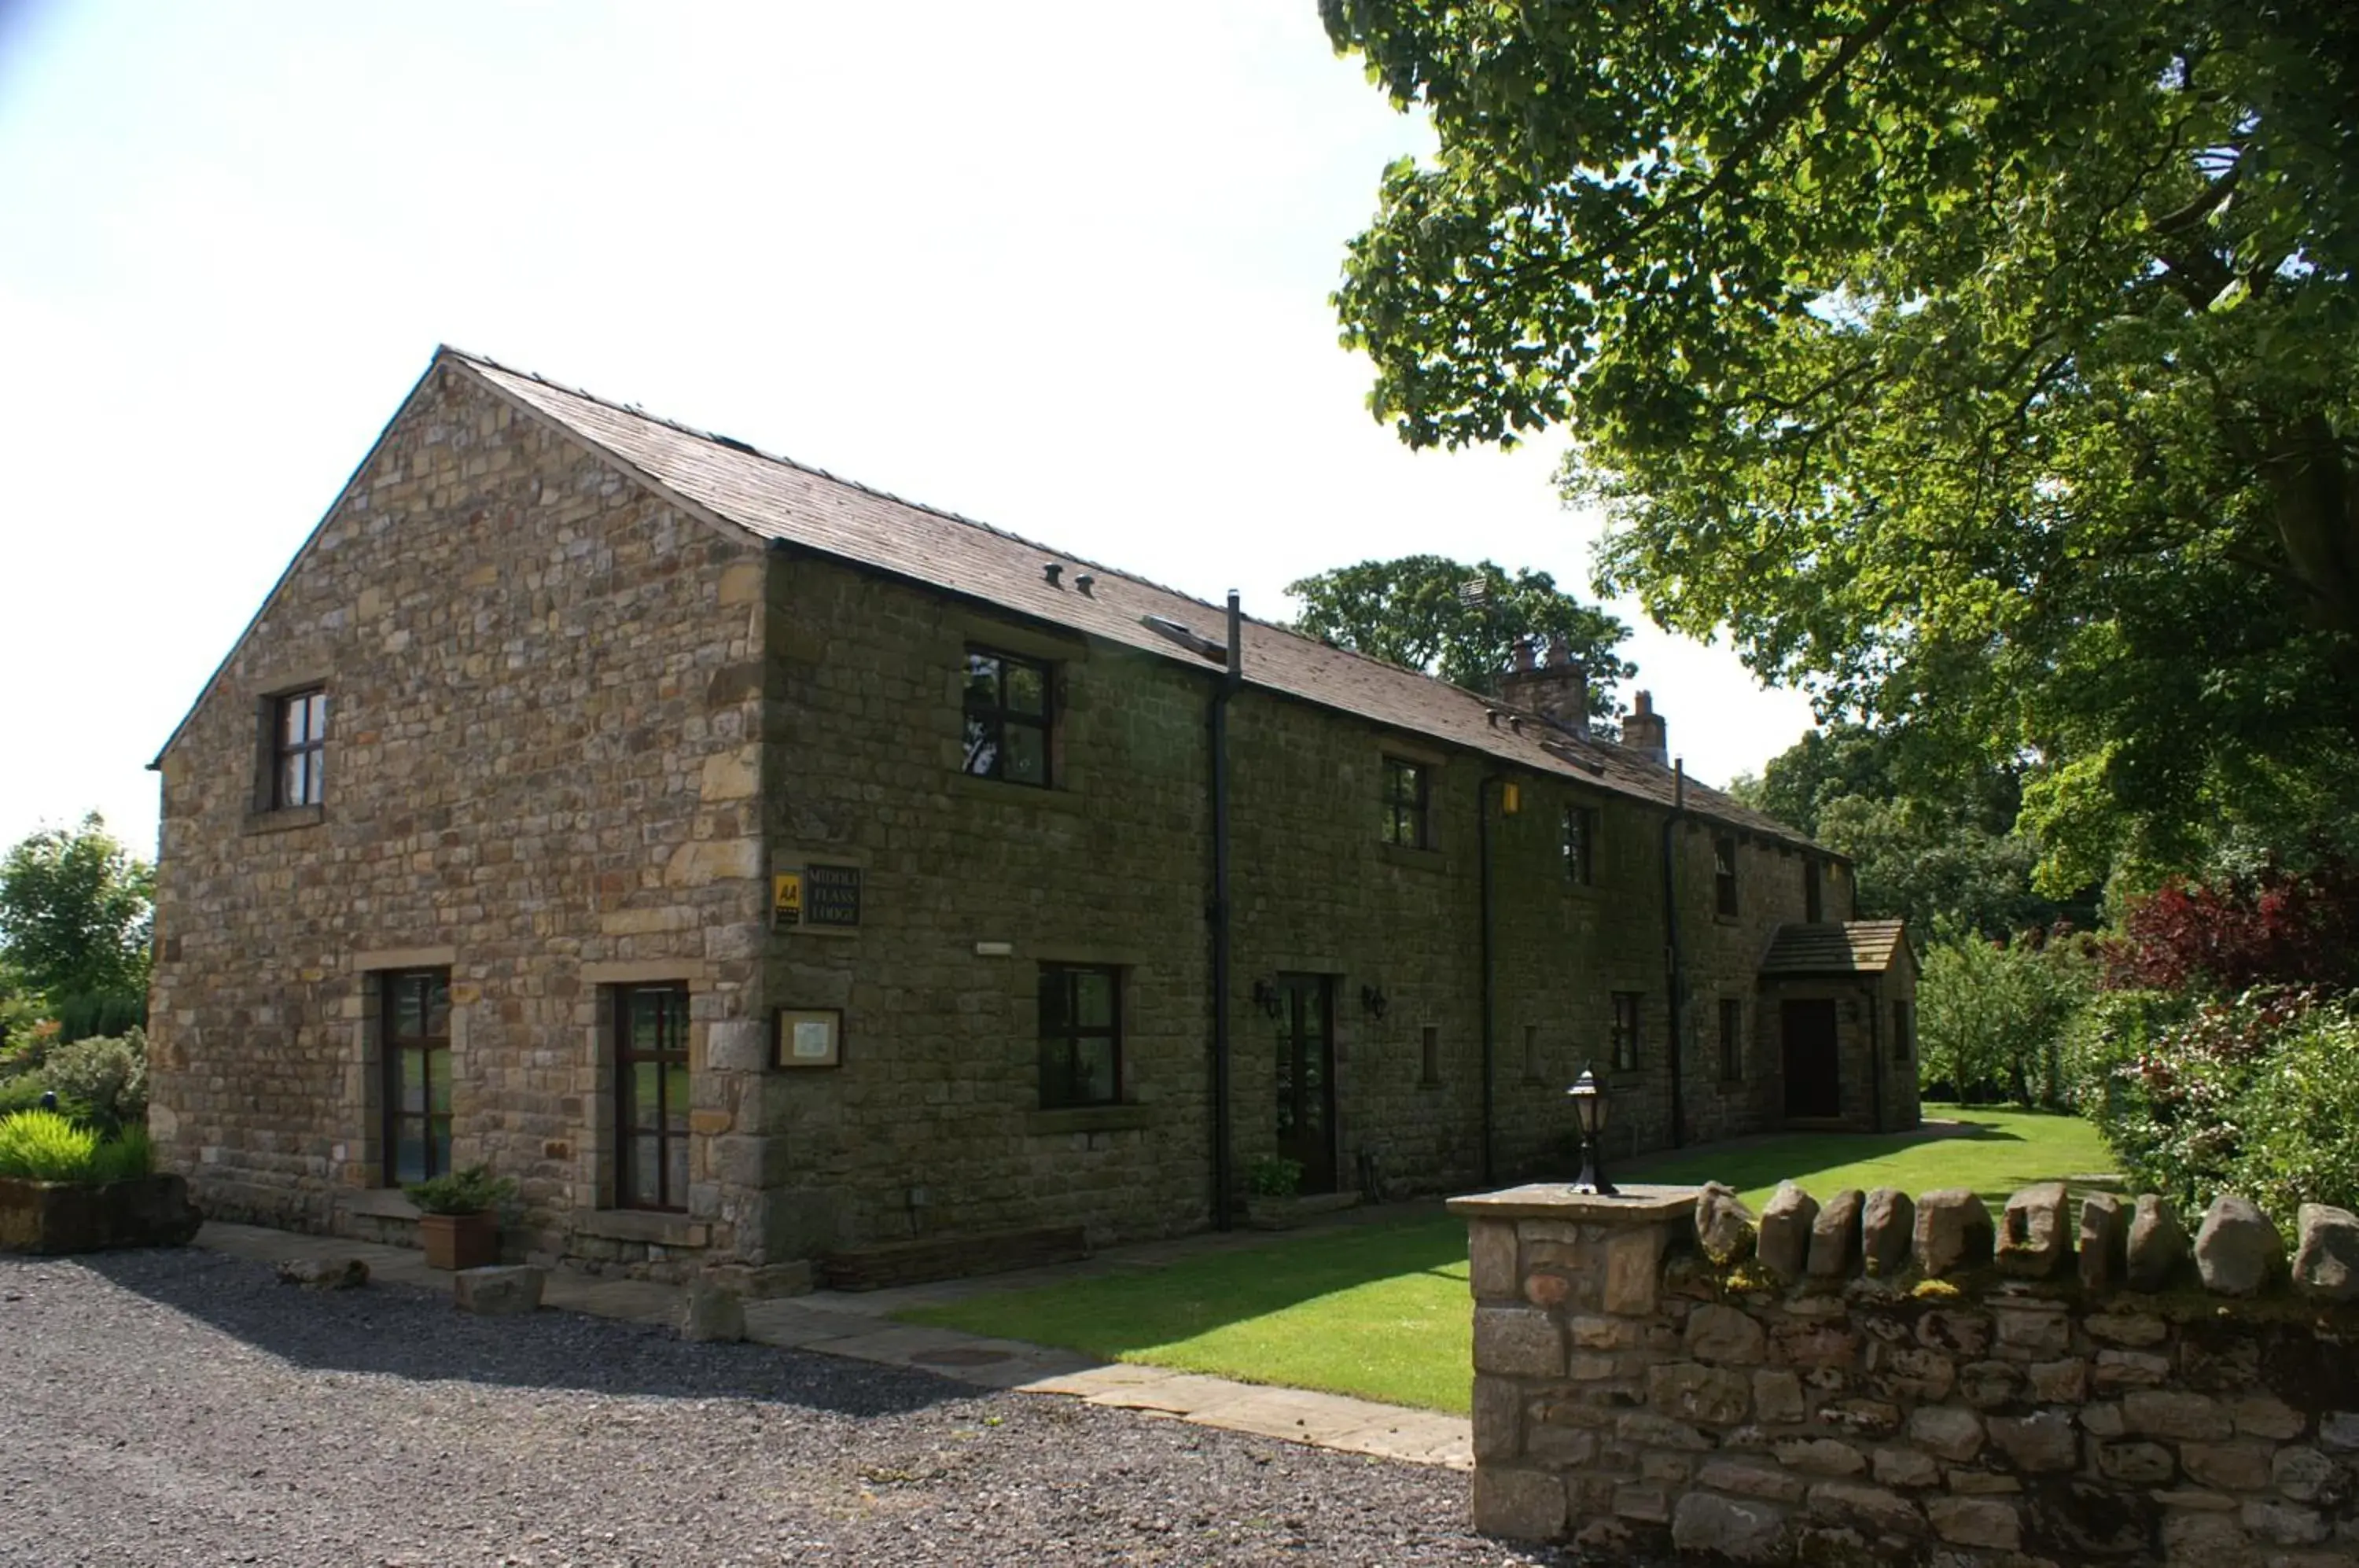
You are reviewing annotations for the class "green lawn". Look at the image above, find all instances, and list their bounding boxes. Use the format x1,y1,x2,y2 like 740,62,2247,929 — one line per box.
897,1106,2113,1415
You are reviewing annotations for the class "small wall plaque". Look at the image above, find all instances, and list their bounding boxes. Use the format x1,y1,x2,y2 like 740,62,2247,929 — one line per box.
772,872,803,925
774,1007,842,1069
804,863,862,928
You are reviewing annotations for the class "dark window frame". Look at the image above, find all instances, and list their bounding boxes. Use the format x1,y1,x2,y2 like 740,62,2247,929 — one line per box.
1038,963,1122,1109
615,981,692,1213
381,968,452,1187
962,646,1054,788
1382,756,1430,849
1719,998,1744,1083
1713,833,1740,918
1610,992,1642,1073
1804,856,1824,923
272,686,328,809
1892,999,1914,1062
1563,804,1597,885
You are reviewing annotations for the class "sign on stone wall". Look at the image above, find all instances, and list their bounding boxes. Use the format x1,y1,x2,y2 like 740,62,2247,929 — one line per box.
803,863,862,928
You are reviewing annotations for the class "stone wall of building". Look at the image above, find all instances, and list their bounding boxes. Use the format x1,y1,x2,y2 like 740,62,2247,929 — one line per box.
745,547,1852,1257
149,362,771,1272
1456,1180,2359,1565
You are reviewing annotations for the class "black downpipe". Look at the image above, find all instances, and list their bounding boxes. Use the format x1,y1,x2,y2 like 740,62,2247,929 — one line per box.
1661,760,1687,1149
1209,591,1242,1230
1477,773,1498,1187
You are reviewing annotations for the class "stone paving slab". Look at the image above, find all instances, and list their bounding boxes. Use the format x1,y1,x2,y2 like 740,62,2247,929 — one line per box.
189,1219,1474,1472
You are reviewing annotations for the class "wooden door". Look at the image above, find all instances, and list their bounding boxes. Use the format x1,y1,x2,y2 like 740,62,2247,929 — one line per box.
1273,974,1338,1194
1782,999,1842,1118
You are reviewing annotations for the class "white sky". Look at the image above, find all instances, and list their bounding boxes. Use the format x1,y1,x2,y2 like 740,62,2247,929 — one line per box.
0,1,1817,859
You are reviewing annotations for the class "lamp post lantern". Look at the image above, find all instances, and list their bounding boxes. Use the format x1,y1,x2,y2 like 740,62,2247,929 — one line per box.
1567,1064,1617,1196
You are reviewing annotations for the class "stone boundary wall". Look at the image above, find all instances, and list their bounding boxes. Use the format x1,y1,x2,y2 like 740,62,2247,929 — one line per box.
1452,1180,2359,1566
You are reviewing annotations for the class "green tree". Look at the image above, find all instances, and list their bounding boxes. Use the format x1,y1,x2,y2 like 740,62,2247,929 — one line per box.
1285,554,1633,714
0,815,154,1042
1324,1,2359,894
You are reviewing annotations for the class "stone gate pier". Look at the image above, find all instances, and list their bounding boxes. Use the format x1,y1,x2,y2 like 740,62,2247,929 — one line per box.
1449,1179,2359,1565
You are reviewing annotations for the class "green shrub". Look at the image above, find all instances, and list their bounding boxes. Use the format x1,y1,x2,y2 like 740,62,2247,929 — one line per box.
89,1124,152,1182
1246,1154,1305,1199
0,1108,98,1180
0,1073,50,1118
2085,988,2359,1216
403,1164,516,1215
1918,925,2096,1106
40,1027,147,1134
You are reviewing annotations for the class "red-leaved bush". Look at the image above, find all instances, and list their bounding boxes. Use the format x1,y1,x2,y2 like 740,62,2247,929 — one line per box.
2106,859,2359,995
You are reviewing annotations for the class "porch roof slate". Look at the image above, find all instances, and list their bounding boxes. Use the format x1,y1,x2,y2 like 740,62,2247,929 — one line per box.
1758,920,1914,977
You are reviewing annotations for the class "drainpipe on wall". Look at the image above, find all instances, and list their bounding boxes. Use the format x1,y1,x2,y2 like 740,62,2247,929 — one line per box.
1661,760,1688,1149
1208,591,1242,1230
1477,771,1500,1187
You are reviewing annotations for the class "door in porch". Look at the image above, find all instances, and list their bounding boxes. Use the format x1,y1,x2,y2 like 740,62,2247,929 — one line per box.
1782,999,1842,1119
1273,974,1338,1194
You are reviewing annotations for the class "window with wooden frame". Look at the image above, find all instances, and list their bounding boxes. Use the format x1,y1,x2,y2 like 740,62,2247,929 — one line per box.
381,969,451,1185
1382,756,1430,849
1562,804,1596,885
1610,991,1642,1073
615,982,691,1212
1892,999,1914,1062
1713,833,1740,918
1804,856,1824,922
272,687,328,808
1720,999,1744,1082
962,646,1053,786
1038,963,1121,1108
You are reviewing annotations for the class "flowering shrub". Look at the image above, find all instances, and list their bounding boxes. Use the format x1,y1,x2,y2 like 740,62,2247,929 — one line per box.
2086,987,2359,1216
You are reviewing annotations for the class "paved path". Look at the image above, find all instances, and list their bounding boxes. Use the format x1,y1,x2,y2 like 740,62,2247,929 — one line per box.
196,1216,1474,1472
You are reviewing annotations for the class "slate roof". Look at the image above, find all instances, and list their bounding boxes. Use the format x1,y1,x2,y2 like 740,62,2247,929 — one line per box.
1758,920,1913,977
182,344,1818,846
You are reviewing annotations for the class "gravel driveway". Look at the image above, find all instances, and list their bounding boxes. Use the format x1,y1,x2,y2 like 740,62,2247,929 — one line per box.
0,1249,1562,1566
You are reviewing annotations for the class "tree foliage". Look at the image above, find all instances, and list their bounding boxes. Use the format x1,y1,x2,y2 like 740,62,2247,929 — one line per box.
1324,0,2359,893
1728,721,2085,936
0,815,153,1042
1285,554,1633,712
2106,858,2359,993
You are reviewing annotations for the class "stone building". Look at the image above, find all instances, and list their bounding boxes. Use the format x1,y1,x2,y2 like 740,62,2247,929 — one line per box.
146,348,1916,1285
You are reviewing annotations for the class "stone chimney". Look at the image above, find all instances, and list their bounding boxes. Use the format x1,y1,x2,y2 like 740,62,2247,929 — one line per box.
1622,690,1669,765
1498,636,1590,737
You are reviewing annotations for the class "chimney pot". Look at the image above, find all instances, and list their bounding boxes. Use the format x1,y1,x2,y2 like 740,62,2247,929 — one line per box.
1623,690,1669,765
1498,640,1590,738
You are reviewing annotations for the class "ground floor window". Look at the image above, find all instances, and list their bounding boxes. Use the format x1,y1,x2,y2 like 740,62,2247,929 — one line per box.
381,968,451,1185
1038,963,1121,1107
1610,992,1642,1073
1892,999,1914,1062
616,982,690,1211
1719,999,1744,1082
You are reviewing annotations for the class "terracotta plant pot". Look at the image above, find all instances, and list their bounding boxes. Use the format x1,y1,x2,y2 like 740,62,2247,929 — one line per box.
418,1210,499,1270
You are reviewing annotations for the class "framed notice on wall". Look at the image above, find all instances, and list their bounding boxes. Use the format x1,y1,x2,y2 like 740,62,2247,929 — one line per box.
774,1007,843,1069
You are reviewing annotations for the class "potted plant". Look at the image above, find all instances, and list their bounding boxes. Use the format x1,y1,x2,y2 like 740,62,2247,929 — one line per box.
403,1165,515,1270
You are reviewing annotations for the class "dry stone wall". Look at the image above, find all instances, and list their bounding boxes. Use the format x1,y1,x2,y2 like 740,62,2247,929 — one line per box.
1453,1181,2359,1566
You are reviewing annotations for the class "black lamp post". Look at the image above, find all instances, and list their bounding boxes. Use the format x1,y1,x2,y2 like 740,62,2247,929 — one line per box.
1567,1064,1617,1196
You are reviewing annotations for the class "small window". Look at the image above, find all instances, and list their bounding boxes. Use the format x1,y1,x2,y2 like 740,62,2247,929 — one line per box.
1610,992,1642,1073
1713,834,1739,918
1382,757,1430,849
1420,1024,1441,1086
1804,856,1824,922
1040,964,1121,1107
1523,1023,1541,1084
274,687,327,808
1892,999,1913,1062
381,969,451,1185
616,982,690,1212
1720,999,1744,1083
962,647,1053,786
1562,805,1596,885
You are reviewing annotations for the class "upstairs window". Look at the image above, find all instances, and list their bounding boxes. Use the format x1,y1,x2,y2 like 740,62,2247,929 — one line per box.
1382,757,1430,849
1804,856,1824,922
274,688,327,808
1039,964,1121,1108
1563,804,1596,885
962,648,1052,787
1713,833,1739,918
1610,991,1642,1073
